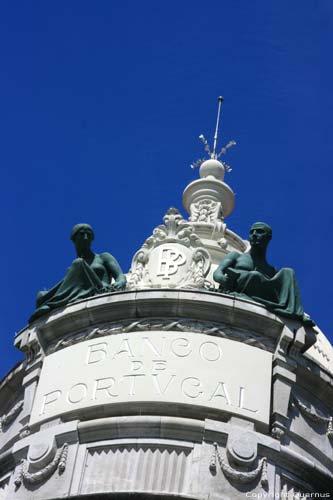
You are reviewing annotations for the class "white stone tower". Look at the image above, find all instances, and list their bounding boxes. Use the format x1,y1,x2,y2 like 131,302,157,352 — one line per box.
0,100,332,499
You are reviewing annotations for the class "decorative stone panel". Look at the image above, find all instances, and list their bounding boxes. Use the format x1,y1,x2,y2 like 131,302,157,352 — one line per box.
127,208,212,290
79,444,192,496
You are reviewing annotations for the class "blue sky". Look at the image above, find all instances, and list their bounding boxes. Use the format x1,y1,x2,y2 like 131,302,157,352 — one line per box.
0,1,332,379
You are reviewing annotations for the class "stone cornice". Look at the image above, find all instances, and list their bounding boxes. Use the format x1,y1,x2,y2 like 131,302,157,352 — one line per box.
16,289,285,351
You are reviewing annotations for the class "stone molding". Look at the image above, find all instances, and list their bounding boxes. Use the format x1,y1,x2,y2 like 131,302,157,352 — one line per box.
0,362,24,396
0,401,23,433
78,416,204,444
15,289,286,352
279,444,333,489
0,414,332,496
48,317,275,355
270,326,296,441
313,341,331,363
183,177,235,218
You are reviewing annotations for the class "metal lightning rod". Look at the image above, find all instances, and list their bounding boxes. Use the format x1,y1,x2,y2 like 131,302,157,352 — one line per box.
212,96,224,158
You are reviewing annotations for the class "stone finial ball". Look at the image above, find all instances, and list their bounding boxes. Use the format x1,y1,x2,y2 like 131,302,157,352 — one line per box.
199,159,225,181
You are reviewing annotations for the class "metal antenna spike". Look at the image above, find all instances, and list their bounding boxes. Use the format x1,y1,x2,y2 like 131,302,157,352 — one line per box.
212,96,224,158
192,96,235,174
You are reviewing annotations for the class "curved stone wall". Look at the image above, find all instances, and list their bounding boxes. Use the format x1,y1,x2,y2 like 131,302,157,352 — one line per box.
0,290,332,498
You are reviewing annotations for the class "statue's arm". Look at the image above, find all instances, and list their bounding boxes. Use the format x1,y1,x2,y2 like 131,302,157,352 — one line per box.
213,252,240,289
102,253,127,290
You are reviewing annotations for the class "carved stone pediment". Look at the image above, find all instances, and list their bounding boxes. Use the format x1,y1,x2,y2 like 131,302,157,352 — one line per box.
127,207,212,290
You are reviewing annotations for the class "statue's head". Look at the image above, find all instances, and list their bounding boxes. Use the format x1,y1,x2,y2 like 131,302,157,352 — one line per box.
249,222,272,248
71,224,94,252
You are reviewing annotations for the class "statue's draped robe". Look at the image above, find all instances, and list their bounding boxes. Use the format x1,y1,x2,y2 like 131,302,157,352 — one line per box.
29,257,111,323
225,267,306,321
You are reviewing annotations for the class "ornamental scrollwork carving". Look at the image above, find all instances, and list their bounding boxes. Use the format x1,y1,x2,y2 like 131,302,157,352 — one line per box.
190,200,222,224
178,248,212,289
143,207,201,250
127,249,151,289
14,443,68,488
48,318,274,354
209,442,268,487
0,400,23,433
292,394,333,439
127,207,212,291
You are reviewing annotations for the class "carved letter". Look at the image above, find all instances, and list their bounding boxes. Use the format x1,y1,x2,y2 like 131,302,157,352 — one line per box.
152,360,167,371
181,377,203,399
67,383,88,404
238,386,258,413
156,247,186,279
199,341,222,362
113,338,134,359
87,342,108,365
209,382,231,405
39,390,62,416
93,377,118,399
131,360,144,371
171,337,192,357
123,374,145,396
141,336,166,358
152,374,176,395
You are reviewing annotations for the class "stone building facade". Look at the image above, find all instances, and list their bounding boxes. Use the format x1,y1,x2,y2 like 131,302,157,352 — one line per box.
0,156,332,499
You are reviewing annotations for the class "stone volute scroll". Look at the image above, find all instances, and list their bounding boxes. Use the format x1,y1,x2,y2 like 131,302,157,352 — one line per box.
127,207,212,290
29,223,126,323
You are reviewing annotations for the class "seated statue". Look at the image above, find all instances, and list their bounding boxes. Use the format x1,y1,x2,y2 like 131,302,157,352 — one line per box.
213,222,314,326
29,224,126,323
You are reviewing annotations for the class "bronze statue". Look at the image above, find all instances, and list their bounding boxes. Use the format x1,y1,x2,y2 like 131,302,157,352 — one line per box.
213,222,314,325
29,224,126,323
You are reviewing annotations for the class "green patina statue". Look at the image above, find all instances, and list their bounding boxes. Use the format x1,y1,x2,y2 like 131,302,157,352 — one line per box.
213,222,314,326
29,224,126,323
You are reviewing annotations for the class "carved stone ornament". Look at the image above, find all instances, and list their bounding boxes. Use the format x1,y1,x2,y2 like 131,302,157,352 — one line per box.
189,199,222,223
14,443,68,488
271,426,285,441
209,442,268,488
292,393,333,439
127,207,212,290
0,400,23,433
48,317,275,354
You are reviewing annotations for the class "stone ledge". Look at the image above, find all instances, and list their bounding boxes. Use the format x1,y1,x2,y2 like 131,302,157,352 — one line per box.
78,416,205,444
16,289,286,351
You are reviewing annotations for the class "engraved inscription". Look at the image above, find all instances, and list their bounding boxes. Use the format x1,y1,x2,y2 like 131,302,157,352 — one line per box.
39,390,62,416
93,377,118,399
31,332,272,426
67,383,87,404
